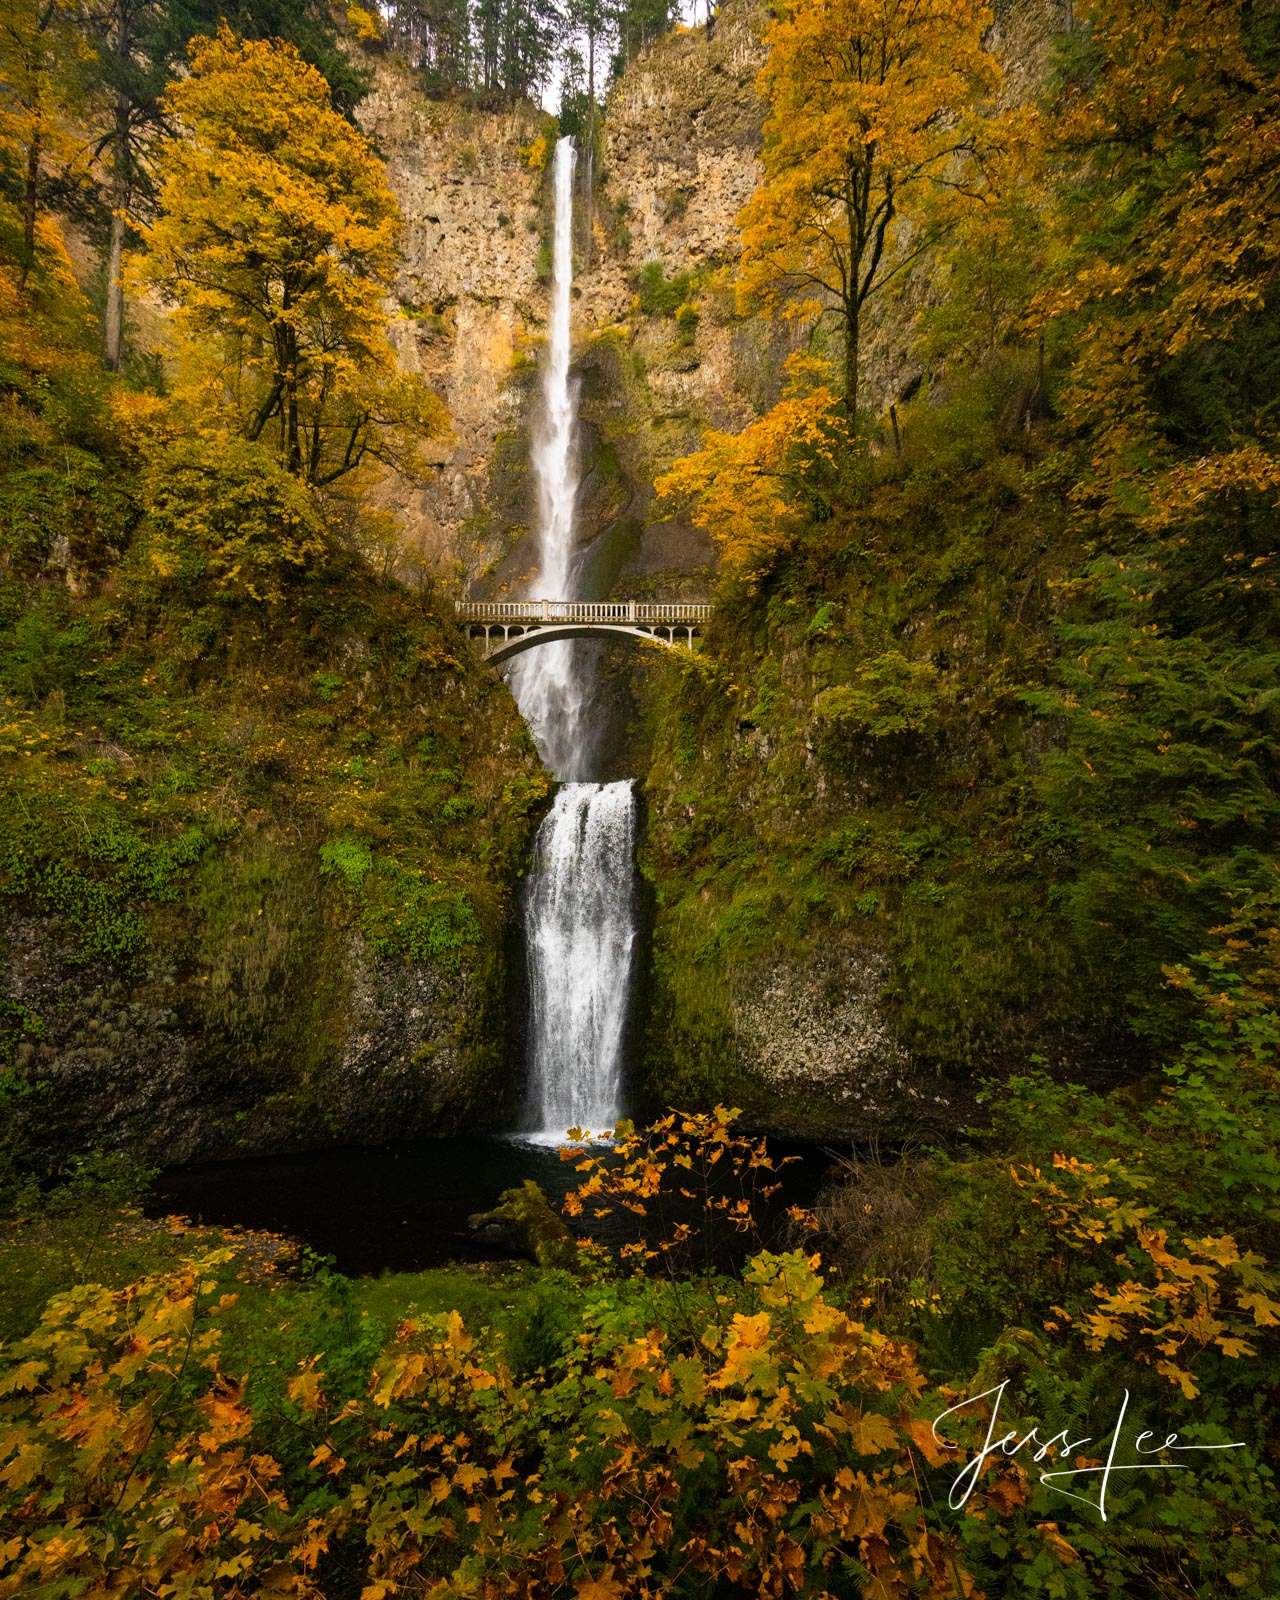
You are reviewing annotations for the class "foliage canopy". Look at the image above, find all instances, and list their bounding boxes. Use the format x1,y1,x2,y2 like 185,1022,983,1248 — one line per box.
139,28,447,488
737,0,1000,417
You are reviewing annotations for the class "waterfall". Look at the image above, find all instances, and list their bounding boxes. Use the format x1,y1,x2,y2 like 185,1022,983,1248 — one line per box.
523,783,637,1140
505,135,638,1140
507,135,589,781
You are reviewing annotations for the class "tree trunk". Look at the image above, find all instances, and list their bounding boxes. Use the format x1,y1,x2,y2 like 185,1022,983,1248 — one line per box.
844,304,859,428
18,128,40,292
286,370,301,474
104,173,128,370
104,3,131,371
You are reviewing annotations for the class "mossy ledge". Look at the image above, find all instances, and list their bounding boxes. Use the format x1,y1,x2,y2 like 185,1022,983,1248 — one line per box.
0,555,549,1163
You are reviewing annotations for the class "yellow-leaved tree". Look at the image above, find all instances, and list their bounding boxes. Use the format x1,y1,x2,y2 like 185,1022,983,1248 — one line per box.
1035,0,1280,529
0,0,90,292
737,0,1000,421
654,356,844,582
138,26,446,488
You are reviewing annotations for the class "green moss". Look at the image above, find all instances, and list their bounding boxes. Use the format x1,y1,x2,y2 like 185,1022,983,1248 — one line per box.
360,869,482,972
813,652,944,742
0,794,209,967
0,548,546,1154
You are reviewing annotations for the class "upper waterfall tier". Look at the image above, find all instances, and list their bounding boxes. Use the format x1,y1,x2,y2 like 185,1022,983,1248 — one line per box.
507,134,589,781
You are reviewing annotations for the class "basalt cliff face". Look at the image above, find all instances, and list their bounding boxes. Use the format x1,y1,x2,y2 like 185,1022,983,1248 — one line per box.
366,0,1061,601
359,1,793,600
354,81,547,584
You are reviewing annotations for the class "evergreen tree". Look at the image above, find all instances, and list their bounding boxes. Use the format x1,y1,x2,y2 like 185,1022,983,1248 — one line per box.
612,0,673,73
564,0,619,121
472,0,563,100
382,0,471,89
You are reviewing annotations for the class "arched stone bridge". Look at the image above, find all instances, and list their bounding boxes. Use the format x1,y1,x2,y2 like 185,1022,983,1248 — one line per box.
455,600,712,665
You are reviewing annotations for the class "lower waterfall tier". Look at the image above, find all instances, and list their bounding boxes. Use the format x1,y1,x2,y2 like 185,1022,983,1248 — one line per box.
523,781,638,1141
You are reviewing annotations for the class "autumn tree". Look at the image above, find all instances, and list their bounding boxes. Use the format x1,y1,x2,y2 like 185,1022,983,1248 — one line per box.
655,356,844,581
737,0,999,422
79,0,373,375
0,0,90,292
138,27,446,486
1037,0,1280,540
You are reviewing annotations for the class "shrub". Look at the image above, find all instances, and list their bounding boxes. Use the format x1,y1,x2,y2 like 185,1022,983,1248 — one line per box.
138,432,329,604
637,260,692,317
813,651,945,741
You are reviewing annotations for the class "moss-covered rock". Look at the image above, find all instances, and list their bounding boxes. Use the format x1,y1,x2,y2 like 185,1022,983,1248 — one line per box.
466,1179,578,1270
0,560,548,1163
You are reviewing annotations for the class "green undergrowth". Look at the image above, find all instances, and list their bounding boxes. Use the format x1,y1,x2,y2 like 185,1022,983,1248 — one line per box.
0,549,547,1151
637,366,1279,1110
0,1192,556,1355
1,1077,1275,1599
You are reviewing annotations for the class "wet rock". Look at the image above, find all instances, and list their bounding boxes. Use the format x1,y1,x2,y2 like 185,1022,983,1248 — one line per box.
0,912,510,1166
467,1180,578,1270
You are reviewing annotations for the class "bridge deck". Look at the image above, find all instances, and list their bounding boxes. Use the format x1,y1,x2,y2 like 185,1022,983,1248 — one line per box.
455,600,711,624
455,599,711,665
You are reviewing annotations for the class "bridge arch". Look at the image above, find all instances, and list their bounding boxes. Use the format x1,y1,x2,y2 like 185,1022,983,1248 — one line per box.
455,601,711,666
480,623,695,666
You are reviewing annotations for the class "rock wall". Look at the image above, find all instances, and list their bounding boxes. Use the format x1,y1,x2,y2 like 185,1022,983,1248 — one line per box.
356,73,550,584
360,5,787,598
584,2,766,321
720,942,974,1140
565,1,794,599
4,915,501,1165
366,0,1061,595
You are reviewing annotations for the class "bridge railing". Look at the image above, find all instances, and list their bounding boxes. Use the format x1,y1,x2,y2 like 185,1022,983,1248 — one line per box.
454,600,712,624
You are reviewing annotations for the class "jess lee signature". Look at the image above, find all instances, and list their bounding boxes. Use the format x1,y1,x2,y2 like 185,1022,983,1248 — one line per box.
931,1380,1246,1520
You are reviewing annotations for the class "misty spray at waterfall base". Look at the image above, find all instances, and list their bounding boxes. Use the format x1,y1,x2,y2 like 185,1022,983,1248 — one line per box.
506,136,641,1140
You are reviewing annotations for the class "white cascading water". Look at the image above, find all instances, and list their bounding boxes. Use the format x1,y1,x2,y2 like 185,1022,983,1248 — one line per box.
507,135,588,780
523,783,637,1137
507,136,638,1141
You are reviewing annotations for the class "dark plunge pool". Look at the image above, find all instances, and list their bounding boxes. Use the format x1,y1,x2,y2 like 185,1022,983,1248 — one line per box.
147,1135,835,1277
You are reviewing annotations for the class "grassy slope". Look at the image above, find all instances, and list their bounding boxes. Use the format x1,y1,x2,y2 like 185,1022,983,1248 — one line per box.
635,379,1137,1122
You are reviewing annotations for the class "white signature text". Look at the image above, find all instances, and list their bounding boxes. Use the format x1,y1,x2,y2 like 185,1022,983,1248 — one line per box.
931,1380,1246,1520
